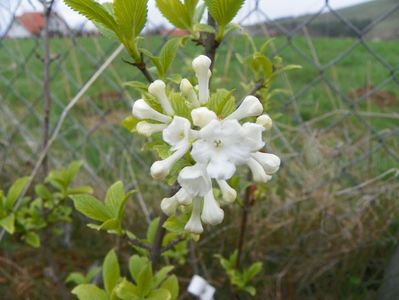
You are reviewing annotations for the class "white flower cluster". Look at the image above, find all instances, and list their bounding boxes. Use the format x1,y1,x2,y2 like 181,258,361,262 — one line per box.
132,55,280,234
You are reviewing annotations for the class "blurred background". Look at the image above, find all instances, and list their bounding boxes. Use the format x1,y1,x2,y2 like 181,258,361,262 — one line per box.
0,0,398,299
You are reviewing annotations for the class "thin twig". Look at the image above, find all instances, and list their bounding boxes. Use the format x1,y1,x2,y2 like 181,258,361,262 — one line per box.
125,234,151,251
203,12,219,71
161,236,185,253
122,54,154,83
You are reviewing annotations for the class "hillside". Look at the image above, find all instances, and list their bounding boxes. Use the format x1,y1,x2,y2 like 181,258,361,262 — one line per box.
248,0,399,39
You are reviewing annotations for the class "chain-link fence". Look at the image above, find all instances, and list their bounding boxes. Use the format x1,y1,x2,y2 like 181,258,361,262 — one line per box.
0,0,399,297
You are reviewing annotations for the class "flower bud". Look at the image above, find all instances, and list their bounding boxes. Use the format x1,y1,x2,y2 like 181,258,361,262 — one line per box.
161,196,179,216
256,114,273,130
163,116,191,148
251,152,280,174
247,158,272,183
136,121,167,137
216,180,237,203
191,107,217,128
225,96,263,121
151,143,190,180
148,80,174,115
192,55,211,104
132,99,171,123
185,198,203,234
201,190,224,225
180,79,200,107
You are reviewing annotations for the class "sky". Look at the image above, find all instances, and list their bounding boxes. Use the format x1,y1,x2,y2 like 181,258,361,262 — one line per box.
0,0,372,33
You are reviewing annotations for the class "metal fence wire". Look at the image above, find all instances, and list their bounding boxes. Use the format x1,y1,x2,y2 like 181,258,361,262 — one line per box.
0,0,398,196
1,0,399,298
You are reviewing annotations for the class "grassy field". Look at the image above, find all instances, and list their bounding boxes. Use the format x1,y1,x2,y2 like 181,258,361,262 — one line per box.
0,34,398,183
1,34,399,299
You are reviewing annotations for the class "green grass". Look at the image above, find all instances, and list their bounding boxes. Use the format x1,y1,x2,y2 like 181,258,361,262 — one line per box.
0,34,398,183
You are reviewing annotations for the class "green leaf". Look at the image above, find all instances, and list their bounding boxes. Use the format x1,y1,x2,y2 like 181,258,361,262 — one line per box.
72,284,108,300
156,38,182,78
64,0,117,32
103,249,121,295
67,186,94,195
205,0,245,26
99,218,121,232
153,266,174,287
105,181,125,217
207,89,235,116
244,262,262,282
129,255,149,281
93,3,118,39
252,52,273,81
169,92,191,120
115,279,140,299
65,160,83,184
136,264,153,297
34,184,52,200
114,0,148,39
220,98,236,117
124,81,149,93
160,275,179,300
66,272,87,285
147,288,171,300
122,116,140,133
6,176,30,209
23,232,40,248
0,213,15,234
244,285,256,296
71,194,112,222
147,217,160,243
156,0,199,30
193,23,216,33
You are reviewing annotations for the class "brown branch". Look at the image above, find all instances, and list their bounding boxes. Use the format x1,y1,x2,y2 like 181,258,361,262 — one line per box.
150,212,168,271
122,54,154,83
202,13,220,71
42,1,55,176
236,184,256,269
248,80,265,97
161,236,185,253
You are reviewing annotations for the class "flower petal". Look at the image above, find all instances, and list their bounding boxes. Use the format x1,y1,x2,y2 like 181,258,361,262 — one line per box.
132,99,171,123
185,198,203,234
241,122,265,151
251,152,281,174
216,180,237,203
206,159,236,180
191,107,217,128
175,188,193,205
178,164,211,197
162,116,191,147
247,158,272,183
136,121,167,137
201,190,224,225
148,80,174,115
225,96,263,120
161,196,179,216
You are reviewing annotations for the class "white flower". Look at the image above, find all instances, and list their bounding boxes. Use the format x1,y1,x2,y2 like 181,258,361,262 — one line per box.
136,121,167,137
192,55,211,104
178,164,212,197
251,152,280,174
216,180,237,203
180,79,200,107
132,99,171,123
201,190,224,225
256,114,273,130
161,196,179,216
185,198,203,234
191,107,217,128
247,158,272,183
191,119,251,180
225,96,263,120
163,116,191,150
148,80,174,115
